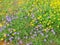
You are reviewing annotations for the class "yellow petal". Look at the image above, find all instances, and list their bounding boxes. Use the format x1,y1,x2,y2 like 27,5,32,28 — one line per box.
0,23,3,27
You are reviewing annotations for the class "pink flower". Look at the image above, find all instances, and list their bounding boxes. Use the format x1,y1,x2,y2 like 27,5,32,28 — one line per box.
6,16,12,22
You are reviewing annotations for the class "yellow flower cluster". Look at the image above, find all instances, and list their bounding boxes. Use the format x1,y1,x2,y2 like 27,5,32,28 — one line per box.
17,0,24,5
0,33,6,41
37,16,42,19
50,0,60,9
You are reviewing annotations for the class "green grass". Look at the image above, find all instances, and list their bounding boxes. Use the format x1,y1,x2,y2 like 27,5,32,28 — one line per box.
0,0,60,45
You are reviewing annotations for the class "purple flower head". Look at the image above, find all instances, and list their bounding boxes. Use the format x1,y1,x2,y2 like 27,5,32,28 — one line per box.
6,16,12,22
9,37,12,42
9,37,14,42
14,32,17,34
51,29,56,35
40,32,44,36
51,29,54,32
0,27,3,32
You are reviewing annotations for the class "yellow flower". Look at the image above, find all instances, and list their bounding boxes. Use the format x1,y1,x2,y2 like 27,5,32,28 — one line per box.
13,29,16,32
0,23,3,27
30,22,32,24
50,0,60,9
28,13,31,16
18,0,24,5
47,23,50,25
30,22,34,26
31,23,34,26
3,34,6,38
38,16,42,19
36,0,38,2
0,38,4,41
0,0,2,2
29,9,32,12
49,25,52,28
12,33,15,36
43,29,47,32
32,19,36,23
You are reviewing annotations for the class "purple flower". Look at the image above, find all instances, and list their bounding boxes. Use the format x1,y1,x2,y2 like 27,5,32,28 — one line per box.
0,27,3,32
51,29,54,32
9,38,12,42
9,37,14,42
14,32,17,34
40,32,44,36
6,16,12,22
51,29,56,35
